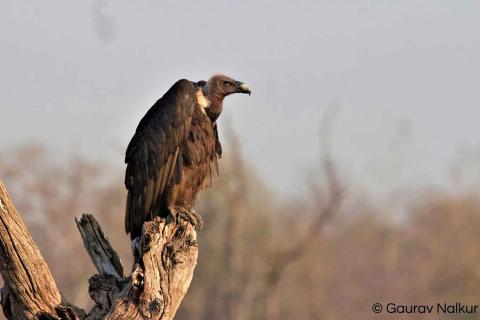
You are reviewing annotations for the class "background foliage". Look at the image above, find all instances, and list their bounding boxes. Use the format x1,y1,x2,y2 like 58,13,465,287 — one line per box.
1,140,479,320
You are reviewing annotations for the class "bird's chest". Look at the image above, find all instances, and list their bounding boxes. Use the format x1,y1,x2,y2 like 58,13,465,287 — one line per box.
182,108,216,164
176,111,217,204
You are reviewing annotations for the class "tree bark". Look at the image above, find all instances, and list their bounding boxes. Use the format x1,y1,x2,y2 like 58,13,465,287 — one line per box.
0,181,74,320
0,181,198,320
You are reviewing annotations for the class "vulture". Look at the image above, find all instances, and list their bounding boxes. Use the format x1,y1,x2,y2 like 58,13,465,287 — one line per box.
125,74,251,239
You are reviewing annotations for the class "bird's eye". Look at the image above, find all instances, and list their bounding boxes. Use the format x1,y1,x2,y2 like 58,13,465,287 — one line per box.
223,81,231,86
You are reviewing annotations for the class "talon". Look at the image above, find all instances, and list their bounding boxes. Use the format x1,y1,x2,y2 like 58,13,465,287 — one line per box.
191,209,204,230
176,208,204,230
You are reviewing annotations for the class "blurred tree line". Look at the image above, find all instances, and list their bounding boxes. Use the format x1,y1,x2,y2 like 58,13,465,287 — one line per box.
1,142,480,320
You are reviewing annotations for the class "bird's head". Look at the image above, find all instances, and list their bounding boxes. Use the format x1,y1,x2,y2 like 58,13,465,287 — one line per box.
205,74,251,98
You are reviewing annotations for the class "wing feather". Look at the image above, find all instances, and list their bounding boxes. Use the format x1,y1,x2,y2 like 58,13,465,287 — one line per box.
125,79,196,239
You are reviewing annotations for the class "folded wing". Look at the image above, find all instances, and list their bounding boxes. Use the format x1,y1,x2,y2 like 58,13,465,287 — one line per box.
125,79,196,238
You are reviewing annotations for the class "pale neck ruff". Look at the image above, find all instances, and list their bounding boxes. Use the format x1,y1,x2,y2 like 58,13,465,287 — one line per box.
196,89,210,114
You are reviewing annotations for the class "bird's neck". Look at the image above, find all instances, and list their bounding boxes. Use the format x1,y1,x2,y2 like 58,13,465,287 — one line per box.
205,89,223,122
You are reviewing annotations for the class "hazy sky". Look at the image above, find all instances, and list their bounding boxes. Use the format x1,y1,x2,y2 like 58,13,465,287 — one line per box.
1,1,480,200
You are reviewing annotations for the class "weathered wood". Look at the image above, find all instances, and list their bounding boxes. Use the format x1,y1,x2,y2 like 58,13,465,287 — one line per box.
76,214,127,320
84,273,125,320
77,215,198,320
103,217,198,320
75,214,124,279
0,181,64,319
0,181,199,320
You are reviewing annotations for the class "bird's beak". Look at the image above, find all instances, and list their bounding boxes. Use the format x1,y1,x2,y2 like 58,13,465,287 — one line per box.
236,81,251,95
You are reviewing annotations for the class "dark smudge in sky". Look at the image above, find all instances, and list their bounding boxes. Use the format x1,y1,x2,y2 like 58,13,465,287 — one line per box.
91,0,117,43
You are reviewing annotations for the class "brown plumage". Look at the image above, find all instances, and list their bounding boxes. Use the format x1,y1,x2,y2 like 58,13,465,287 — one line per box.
125,75,251,239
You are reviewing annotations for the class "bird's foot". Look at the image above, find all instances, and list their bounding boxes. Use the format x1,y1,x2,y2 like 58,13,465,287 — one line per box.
177,208,204,230
166,207,177,225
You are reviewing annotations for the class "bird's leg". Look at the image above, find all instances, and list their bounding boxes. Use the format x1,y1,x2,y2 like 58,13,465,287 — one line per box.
166,206,178,225
176,207,204,230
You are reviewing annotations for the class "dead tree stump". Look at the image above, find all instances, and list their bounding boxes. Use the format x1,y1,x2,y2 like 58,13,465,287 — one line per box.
0,181,198,320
